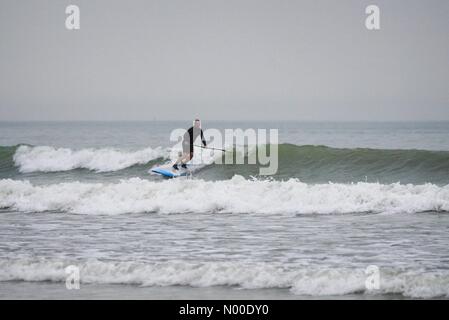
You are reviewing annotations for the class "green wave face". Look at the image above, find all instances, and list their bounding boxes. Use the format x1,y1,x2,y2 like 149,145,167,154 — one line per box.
277,144,449,184
202,144,449,184
0,145,20,178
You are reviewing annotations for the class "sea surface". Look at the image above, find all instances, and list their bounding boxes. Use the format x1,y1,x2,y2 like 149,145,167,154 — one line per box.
1,121,449,299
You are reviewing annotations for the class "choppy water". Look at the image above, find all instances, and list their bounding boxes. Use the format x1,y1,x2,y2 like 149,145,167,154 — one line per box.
1,121,449,298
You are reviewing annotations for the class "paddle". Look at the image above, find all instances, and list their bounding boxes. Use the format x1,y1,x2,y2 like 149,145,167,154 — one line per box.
194,145,226,152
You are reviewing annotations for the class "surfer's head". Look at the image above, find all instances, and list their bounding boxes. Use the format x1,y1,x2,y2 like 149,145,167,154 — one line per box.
194,119,201,128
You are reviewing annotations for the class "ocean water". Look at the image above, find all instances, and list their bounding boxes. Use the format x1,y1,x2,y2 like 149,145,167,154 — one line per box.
1,121,449,299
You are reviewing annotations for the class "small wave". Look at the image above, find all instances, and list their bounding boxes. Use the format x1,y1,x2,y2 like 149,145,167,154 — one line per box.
0,258,448,298
13,145,169,173
0,176,448,215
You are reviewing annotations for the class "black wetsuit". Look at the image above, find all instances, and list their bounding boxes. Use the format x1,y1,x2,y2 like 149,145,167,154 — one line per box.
183,126,207,156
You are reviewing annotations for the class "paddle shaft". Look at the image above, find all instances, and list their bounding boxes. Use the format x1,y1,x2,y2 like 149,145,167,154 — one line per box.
194,145,226,152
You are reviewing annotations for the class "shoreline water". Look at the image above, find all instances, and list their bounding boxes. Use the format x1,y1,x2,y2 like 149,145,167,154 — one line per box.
0,281,416,300
1,210,449,299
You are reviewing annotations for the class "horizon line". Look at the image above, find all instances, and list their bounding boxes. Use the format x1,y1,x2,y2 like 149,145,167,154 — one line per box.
1,119,449,123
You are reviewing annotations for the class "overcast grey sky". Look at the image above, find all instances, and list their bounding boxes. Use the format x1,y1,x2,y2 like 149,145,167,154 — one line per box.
0,0,448,121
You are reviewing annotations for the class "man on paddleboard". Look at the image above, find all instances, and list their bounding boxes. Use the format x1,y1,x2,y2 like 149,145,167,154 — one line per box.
172,119,207,170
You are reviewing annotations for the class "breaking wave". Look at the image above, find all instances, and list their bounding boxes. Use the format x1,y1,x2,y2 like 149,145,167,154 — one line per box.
12,145,169,173
0,176,448,215
1,144,449,184
0,258,448,298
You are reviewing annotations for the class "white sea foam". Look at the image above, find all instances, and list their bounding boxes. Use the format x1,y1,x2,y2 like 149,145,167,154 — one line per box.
0,177,448,215
13,145,169,173
0,258,448,298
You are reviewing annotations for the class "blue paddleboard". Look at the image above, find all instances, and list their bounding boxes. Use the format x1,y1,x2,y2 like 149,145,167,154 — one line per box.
151,164,191,178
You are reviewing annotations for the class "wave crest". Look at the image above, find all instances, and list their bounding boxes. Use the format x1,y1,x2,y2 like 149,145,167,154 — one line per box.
1,258,448,298
13,145,169,173
0,177,448,215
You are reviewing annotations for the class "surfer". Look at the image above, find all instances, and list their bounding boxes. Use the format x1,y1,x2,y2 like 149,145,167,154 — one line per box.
172,119,207,170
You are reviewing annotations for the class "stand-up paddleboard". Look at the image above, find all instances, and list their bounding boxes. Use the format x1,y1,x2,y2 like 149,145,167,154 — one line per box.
151,146,221,178
151,163,192,178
